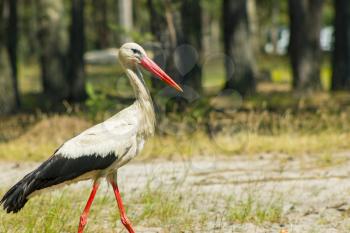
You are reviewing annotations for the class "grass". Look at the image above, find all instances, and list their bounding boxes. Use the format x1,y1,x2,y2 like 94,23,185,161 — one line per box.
1,92,350,161
227,192,284,224
202,55,226,91
0,180,289,232
0,180,291,232
134,184,194,230
0,115,91,161
0,182,196,233
3,75,350,161
0,189,84,233
1,118,349,162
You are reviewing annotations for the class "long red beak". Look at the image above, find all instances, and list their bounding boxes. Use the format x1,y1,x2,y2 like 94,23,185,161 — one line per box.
140,56,183,92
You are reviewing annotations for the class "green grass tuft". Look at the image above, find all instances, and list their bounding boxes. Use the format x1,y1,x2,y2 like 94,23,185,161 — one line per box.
132,184,194,231
227,192,284,224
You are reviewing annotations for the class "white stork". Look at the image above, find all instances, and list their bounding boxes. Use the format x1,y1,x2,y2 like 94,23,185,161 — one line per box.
1,42,183,233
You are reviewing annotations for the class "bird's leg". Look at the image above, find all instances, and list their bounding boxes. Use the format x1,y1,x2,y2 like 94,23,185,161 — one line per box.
109,176,135,233
78,181,100,233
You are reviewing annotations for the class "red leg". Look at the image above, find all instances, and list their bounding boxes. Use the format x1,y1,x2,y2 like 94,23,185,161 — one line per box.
78,182,99,233
109,179,135,233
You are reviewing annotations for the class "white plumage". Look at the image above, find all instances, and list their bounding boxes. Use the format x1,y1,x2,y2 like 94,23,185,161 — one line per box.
57,104,142,159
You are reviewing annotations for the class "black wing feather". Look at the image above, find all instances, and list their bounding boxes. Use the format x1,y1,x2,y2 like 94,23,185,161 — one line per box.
1,152,117,213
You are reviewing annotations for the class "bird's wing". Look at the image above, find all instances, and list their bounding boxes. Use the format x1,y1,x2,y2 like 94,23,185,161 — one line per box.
55,110,140,159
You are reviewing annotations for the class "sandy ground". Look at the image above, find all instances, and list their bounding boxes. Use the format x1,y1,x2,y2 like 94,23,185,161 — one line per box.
1,153,350,233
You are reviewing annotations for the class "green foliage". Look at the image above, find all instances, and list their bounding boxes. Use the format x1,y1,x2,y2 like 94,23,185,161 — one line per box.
201,0,223,19
85,82,114,119
323,0,335,26
256,0,289,26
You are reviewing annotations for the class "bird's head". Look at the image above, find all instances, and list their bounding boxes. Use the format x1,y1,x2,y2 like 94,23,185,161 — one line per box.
118,42,183,92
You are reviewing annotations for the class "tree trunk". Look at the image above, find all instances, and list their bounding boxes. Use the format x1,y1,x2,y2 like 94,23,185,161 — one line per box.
21,0,39,58
6,0,19,107
247,0,259,55
92,0,110,49
271,0,280,54
67,0,86,101
147,0,203,112
36,0,68,101
0,0,18,114
332,0,350,90
118,0,133,43
146,0,180,92
288,0,324,91
179,0,203,93
147,0,202,93
223,0,256,95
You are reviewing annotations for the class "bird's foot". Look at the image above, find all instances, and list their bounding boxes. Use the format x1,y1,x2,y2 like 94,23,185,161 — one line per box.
78,214,88,233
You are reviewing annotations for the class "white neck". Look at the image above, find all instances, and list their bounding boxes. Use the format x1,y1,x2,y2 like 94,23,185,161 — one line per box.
124,66,155,136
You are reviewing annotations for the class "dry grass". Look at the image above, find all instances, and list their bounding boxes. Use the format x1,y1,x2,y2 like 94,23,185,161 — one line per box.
0,115,91,161
1,106,350,162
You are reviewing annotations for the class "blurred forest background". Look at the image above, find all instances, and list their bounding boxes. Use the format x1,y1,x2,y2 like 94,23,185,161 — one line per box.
3,1,350,232
1,0,350,160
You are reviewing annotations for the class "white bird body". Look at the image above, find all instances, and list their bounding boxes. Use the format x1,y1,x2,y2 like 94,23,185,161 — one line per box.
57,99,153,164
29,99,153,197
1,42,182,233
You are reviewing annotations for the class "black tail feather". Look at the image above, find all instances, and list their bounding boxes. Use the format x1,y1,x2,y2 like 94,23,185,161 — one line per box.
0,171,36,213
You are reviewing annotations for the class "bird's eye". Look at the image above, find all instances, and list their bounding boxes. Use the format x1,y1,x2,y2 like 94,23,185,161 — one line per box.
131,48,141,55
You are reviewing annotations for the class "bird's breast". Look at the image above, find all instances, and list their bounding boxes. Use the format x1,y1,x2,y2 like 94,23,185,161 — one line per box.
105,136,146,174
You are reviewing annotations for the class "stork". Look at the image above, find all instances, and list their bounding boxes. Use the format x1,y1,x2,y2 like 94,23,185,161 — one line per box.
1,42,183,233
